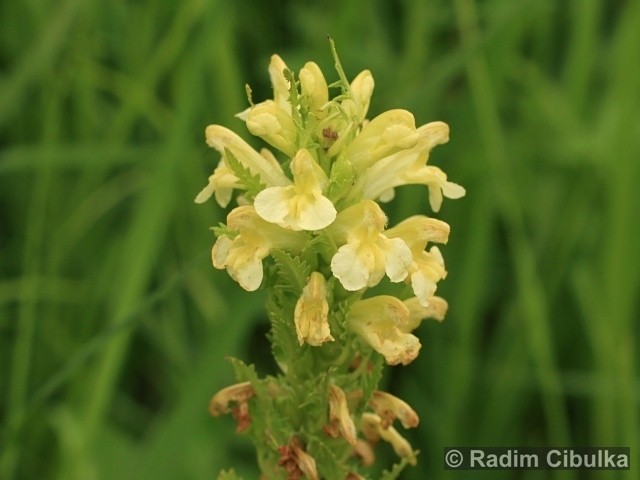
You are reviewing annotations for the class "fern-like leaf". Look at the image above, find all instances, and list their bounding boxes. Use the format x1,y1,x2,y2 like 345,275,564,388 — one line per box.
224,147,265,199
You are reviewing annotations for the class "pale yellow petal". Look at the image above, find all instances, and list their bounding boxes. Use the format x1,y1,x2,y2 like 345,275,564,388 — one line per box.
379,237,412,283
212,235,232,269
442,181,466,199
231,253,264,292
403,296,448,331
331,243,370,291
194,182,216,204
214,186,233,208
428,183,444,212
254,186,296,225
350,69,374,119
268,54,291,113
410,269,438,307
295,193,337,231
299,61,329,116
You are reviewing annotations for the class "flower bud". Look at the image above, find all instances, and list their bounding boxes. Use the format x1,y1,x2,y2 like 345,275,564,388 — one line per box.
300,61,329,118
295,272,334,346
246,101,298,157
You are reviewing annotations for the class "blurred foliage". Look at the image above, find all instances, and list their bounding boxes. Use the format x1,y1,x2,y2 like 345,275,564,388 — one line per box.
1,0,638,479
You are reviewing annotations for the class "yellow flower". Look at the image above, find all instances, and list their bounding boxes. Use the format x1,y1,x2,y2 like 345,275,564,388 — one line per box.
347,296,421,365
212,206,306,291
360,413,417,466
205,125,290,189
328,200,412,291
294,272,334,346
194,158,240,207
356,121,465,211
254,149,337,231
386,215,450,306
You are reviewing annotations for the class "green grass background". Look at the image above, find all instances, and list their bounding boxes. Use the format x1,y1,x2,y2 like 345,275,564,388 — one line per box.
1,0,638,479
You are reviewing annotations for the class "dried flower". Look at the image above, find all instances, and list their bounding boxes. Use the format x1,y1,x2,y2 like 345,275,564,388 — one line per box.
325,384,357,445
369,391,419,429
361,413,417,466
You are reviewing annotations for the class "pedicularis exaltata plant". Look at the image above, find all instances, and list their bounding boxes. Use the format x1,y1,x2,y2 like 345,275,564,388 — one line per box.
196,40,465,480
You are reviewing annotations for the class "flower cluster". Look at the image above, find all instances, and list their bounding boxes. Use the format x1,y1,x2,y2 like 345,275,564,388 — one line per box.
199,43,464,479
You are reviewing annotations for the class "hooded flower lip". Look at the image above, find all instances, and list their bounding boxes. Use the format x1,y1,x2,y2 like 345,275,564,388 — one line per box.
205,125,291,189
355,121,465,211
212,206,306,291
360,413,417,466
209,381,255,433
294,272,334,346
384,215,450,249
344,109,420,173
194,159,241,208
347,295,421,366
208,381,255,416
254,148,337,231
328,200,412,291
369,391,419,429
403,296,448,331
